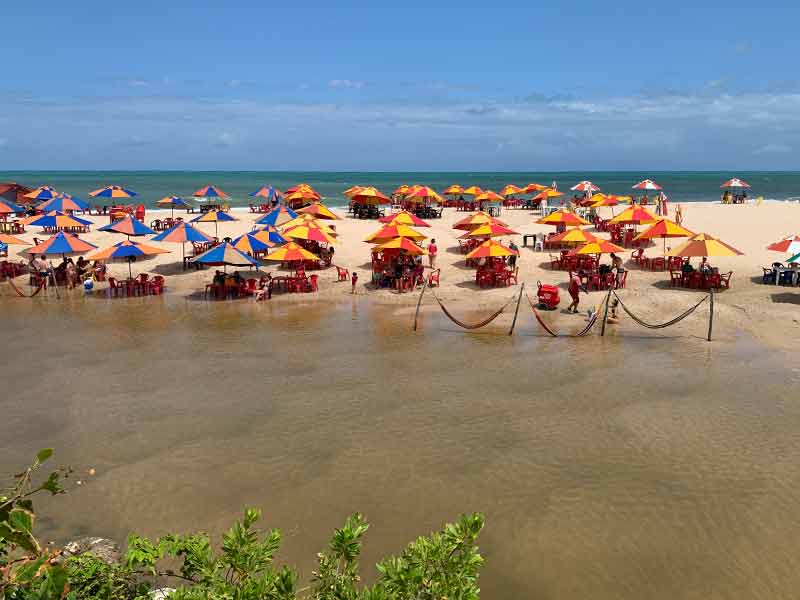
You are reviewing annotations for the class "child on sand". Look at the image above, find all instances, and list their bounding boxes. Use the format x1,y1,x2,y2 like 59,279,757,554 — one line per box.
675,204,683,225
351,271,358,294
568,270,585,313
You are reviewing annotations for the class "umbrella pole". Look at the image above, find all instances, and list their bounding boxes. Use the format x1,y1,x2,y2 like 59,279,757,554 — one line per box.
128,258,133,280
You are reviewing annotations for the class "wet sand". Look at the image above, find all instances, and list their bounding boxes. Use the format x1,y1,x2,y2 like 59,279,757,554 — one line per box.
1,297,800,599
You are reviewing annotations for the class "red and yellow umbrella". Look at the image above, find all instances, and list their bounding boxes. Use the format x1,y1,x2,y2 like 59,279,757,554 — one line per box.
465,239,516,260
547,227,598,245
351,186,391,205
522,183,548,193
532,188,564,201
371,237,428,255
462,223,519,238
536,209,590,227
609,205,658,225
297,202,340,220
282,224,338,245
667,233,743,258
443,184,465,195
263,241,321,262
393,184,411,196
284,183,320,197
569,239,626,256
343,185,363,197
403,186,443,203
280,213,336,233
474,190,505,203
500,184,523,196
453,211,507,230
378,210,431,227
364,224,427,243
462,185,483,196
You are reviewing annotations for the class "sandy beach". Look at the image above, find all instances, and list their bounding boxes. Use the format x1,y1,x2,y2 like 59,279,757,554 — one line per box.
2,200,799,349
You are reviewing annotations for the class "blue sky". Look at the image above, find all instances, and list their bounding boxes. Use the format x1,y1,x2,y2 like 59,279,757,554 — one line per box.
1,0,798,170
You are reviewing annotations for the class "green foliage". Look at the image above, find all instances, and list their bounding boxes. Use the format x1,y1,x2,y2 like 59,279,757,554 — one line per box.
3,451,486,600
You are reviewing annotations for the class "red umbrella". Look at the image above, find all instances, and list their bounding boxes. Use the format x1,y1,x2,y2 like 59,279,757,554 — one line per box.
632,179,662,190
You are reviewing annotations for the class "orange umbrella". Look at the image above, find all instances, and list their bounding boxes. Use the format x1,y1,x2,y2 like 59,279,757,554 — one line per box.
537,209,590,227
462,223,519,238
532,188,564,201
371,237,428,255
378,210,431,227
280,213,336,232
282,224,337,245
667,233,743,258
393,184,411,196
0,234,29,245
465,239,516,260
285,183,320,196
609,205,658,225
462,185,483,196
474,190,505,203
443,184,464,195
635,219,694,253
453,211,507,230
285,189,321,205
297,202,340,220
547,228,598,245
351,186,391,205
569,239,626,255
500,184,523,196
364,224,427,243
404,186,443,204
343,185,363,197
263,241,321,262
522,183,548,194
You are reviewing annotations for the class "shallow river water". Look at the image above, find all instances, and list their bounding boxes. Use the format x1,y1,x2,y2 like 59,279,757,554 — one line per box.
1,295,799,599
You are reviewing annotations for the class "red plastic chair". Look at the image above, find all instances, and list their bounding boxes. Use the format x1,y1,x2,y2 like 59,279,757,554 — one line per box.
309,274,319,292
336,266,349,281
669,271,684,287
149,275,165,295
427,268,441,287
718,271,732,289
107,277,123,297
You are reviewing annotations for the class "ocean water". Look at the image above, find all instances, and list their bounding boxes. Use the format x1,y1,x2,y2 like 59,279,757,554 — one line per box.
2,171,800,208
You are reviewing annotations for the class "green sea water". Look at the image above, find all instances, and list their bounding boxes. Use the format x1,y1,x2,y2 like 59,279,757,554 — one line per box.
2,171,799,208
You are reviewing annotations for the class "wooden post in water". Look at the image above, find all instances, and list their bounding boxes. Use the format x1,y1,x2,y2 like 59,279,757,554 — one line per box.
707,288,714,342
508,282,525,336
600,288,612,336
413,280,428,331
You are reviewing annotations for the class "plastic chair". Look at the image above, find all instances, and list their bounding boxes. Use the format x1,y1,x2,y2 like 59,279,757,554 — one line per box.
309,274,318,292
427,269,441,287
336,266,349,281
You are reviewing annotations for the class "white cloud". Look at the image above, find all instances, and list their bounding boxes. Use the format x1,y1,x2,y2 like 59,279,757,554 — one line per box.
328,79,366,89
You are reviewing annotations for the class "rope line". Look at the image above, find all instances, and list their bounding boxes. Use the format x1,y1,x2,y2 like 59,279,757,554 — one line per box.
525,293,600,337
432,291,516,330
611,291,707,330
6,278,45,298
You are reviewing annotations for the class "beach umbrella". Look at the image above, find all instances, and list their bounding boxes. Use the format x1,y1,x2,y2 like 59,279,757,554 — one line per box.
536,209,590,227
462,222,519,238
608,205,658,226
29,211,93,230
250,185,282,200
632,179,662,191
788,252,800,263
500,184,523,196
443,184,465,196
152,221,213,265
532,188,564,202
156,196,192,217
474,190,505,203
193,184,228,199
284,189,322,206
721,178,750,189
284,183,320,196
667,233,744,258
569,239,626,256
393,184,411,196
634,219,694,254
37,194,90,213
522,183,548,194
767,235,800,255
263,241,320,263
87,240,169,279
191,209,237,238
453,211,507,230
252,226,288,247
343,185,363,198
231,232,272,256
24,185,59,201
90,185,137,198
571,181,601,192
364,224,427,243
462,186,483,196
280,213,337,233
99,214,156,238
282,224,338,245
546,227,599,245
403,186,443,204
0,198,24,216
256,205,298,227
350,187,391,205
190,241,260,272
297,202,340,220
24,232,97,258
0,234,30,246
379,210,431,227
589,195,626,208
465,239,516,260
371,237,428,255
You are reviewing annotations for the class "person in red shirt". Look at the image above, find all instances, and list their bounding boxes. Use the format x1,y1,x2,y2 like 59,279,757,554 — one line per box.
567,270,585,313
351,271,358,294
427,239,438,268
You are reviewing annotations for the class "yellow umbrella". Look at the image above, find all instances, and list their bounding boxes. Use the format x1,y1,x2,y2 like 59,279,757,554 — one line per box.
351,186,391,205
537,209,590,227
547,227,598,245
570,239,626,255
282,224,338,245
635,219,694,253
465,239,516,259
263,241,321,262
462,222,519,238
443,184,464,195
364,224,427,243
474,190,505,203
609,205,657,225
533,188,564,200
453,211,507,230
297,202,340,220
280,213,336,233
667,233,744,257
343,185,363,197
500,184,523,196
463,185,483,196
371,237,428,255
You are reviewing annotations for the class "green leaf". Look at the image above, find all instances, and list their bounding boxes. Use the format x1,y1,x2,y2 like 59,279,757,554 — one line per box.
40,472,63,495
11,555,48,584
8,507,35,534
36,448,54,464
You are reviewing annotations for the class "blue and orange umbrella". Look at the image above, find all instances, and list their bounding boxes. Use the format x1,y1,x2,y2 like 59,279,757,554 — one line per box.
29,211,93,230
87,240,170,278
0,198,24,216
24,232,97,257
252,226,287,247
193,184,228,199
231,232,271,256
152,221,214,264
255,205,298,227
190,242,259,271
99,215,155,237
191,210,237,238
250,185,282,200
24,186,59,201
38,194,90,213
89,185,138,198
156,196,192,216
